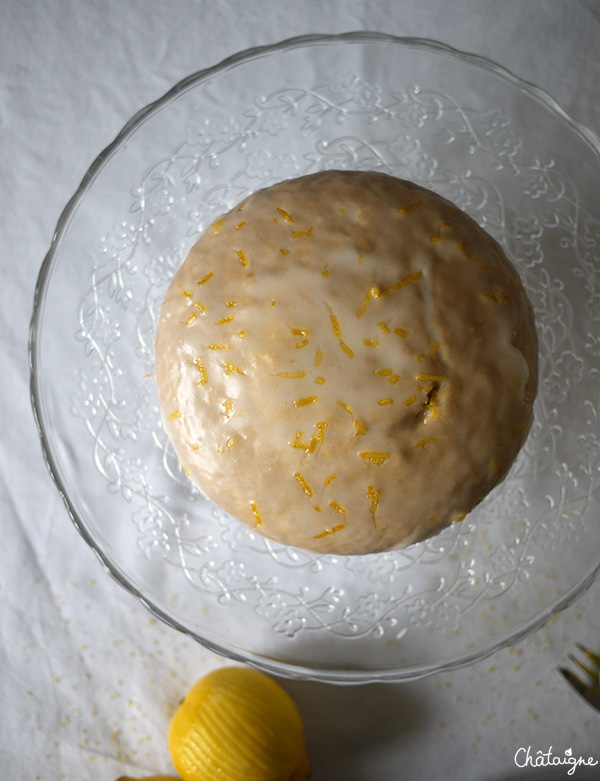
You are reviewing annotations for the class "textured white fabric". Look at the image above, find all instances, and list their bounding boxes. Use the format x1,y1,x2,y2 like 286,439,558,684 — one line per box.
1,1,599,778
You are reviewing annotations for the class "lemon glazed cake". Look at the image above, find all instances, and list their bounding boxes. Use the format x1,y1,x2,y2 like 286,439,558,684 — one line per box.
154,170,538,555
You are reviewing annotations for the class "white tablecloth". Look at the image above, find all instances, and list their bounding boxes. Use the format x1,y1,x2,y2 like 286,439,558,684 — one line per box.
2,1,599,778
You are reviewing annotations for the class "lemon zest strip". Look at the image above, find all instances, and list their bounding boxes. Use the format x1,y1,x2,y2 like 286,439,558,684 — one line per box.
250,501,264,526
294,396,318,407
313,523,344,539
294,472,313,497
359,452,390,465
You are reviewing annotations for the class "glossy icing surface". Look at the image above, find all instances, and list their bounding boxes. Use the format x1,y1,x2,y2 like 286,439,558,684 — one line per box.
155,171,538,554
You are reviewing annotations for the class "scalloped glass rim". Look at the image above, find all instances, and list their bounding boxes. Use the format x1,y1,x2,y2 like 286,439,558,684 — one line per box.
29,32,600,684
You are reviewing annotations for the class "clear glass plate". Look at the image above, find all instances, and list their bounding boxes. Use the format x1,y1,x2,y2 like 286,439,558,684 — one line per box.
30,33,600,683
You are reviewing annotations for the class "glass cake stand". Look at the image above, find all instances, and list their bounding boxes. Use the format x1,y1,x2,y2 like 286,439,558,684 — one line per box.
30,33,600,683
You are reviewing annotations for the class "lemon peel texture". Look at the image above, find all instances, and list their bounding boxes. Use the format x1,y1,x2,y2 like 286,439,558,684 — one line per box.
169,666,311,781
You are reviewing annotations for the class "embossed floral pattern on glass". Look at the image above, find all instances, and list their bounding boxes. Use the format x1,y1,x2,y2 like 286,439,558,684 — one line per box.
31,34,600,682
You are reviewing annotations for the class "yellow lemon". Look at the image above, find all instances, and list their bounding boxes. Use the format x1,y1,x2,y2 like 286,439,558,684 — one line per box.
168,666,311,781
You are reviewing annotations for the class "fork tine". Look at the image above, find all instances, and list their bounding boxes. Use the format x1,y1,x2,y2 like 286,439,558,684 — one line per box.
558,643,600,713
559,665,600,712
558,665,588,695
568,650,600,685
567,652,597,683
576,643,600,670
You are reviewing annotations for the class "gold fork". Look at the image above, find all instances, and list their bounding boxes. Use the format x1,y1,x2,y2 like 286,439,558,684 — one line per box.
558,643,600,713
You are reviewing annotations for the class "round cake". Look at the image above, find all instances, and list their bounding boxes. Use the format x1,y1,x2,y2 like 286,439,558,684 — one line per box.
154,170,538,555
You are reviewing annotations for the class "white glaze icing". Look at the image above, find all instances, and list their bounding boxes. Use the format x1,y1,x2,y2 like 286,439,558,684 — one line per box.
155,171,538,554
